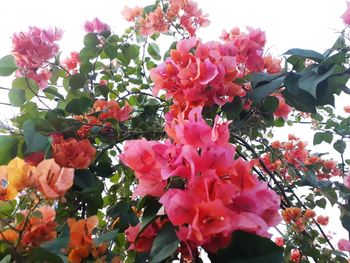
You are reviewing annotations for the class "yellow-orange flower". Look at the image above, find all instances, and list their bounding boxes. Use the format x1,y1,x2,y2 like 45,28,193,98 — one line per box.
0,166,17,201
7,157,35,192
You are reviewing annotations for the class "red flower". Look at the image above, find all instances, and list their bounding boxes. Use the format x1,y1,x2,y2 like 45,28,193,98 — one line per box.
52,135,96,169
316,215,329,226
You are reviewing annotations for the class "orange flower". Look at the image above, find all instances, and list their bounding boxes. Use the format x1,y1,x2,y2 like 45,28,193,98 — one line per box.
0,229,19,245
33,159,74,199
7,157,35,191
21,206,57,246
304,209,316,219
0,166,18,201
281,207,302,223
52,135,96,169
67,216,98,263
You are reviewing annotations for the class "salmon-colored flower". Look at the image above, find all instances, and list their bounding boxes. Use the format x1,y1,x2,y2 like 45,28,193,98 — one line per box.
33,159,74,199
316,215,329,226
281,207,302,223
304,209,316,219
290,249,301,262
0,229,19,245
344,105,350,113
52,135,96,169
274,237,284,247
21,206,57,246
121,6,143,22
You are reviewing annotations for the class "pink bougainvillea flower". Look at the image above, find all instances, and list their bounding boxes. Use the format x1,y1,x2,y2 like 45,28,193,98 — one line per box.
344,175,350,188
274,237,284,247
341,2,350,25
121,6,143,22
273,94,292,119
344,105,350,113
316,215,329,226
62,51,80,73
84,18,110,33
33,159,74,199
125,222,158,253
338,238,350,251
139,6,169,36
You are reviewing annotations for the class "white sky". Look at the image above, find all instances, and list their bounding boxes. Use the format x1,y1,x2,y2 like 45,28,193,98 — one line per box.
0,0,348,253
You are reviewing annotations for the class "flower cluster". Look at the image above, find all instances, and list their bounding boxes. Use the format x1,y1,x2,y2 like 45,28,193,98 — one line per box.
12,26,63,88
52,134,96,169
0,206,57,247
76,99,132,138
62,51,80,74
150,29,283,112
253,134,341,181
67,216,109,263
122,0,209,36
84,17,110,34
0,157,73,201
121,107,281,253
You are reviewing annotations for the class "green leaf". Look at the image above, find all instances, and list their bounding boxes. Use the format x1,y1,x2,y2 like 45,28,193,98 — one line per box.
333,139,346,154
125,44,140,60
0,55,17,76
69,73,86,90
315,198,327,209
284,48,325,63
150,222,180,263
28,247,64,263
0,136,18,165
222,96,242,120
41,237,69,255
0,255,12,263
298,64,336,98
116,52,130,66
148,43,161,60
84,33,99,47
23,120,49,154
313,132,323,145
139,199,162,236
104,43,118,59
261,96,279,114
249,72,285,102
65,96,91,115
143,4,157,15
12,77,39,101
44,86,64,100
0,200,16,218
340,204,350,232
208,231,283,263
8,88,26,106
93,229,119,246
323,131,333,144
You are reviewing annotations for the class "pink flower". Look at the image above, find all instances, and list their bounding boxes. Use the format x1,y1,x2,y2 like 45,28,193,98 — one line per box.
274,237,284,247
344,175,350,188
139,6,169,36
84,18,110,33
121,6,143,22
274,94,292,119
62,51,80,73
316,215,329,226
344,105,350,113
341,2,350,25
12,26,62,69
338,238,350,251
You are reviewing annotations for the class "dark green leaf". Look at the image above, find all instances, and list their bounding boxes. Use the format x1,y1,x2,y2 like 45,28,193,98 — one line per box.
69,74,86,90
0,136,18,165
148,43,161,60
313,132,323,145
315,198,327,209
150,222,180,263
65,96,91,115
41,237,69,255
93,229,119,246
104,43,118,59
284,48,325,63
333,139,346,154
28,247,64,263
0,55,17,76
139,199,162,236
208,231,283,263
261,96,279,114
44,86,64,100
323,131,333,144
23,120,49,154
12,77,39,101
